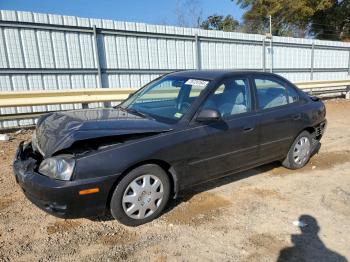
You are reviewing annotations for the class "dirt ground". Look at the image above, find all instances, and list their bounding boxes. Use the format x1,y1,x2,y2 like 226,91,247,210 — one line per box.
1,100,350,262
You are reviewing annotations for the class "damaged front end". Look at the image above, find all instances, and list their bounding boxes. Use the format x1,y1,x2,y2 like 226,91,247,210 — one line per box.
14,141,43,181
13,140,118,218
54,132,162,157
12,108,173,218
16,139,76,181
33,108,172,158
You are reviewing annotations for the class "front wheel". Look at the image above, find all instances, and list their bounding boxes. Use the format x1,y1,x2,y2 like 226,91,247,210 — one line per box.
282,131,312,170
110,164,170,226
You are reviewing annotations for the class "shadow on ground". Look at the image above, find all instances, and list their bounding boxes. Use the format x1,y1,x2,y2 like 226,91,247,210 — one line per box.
277,215,347,262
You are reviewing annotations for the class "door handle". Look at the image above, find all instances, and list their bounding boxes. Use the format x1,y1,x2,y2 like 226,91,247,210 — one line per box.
243,126,254,132
292,114,301,120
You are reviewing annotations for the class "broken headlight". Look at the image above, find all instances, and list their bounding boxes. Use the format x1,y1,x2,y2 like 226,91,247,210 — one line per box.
39,156,75,181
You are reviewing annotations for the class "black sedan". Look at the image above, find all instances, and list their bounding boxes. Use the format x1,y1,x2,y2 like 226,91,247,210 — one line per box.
13,70,327,226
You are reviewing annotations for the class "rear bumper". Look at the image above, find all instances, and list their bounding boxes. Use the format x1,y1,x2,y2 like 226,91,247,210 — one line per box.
13,142,118,218
310,120,326,155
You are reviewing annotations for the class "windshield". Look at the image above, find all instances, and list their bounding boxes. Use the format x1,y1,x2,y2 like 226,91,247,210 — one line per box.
120,76,211,123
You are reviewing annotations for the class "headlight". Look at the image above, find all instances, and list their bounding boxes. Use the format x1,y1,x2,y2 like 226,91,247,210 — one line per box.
39,156,75,181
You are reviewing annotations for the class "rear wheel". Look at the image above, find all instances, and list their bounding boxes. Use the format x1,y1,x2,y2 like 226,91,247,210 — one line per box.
282,131,312,169
110,164,170,226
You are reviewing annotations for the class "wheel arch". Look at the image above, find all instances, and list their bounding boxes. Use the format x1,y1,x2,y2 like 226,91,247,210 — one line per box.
291,126,315,143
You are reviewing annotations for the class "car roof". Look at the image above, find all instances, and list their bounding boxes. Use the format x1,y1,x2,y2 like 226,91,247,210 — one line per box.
168,70,272,81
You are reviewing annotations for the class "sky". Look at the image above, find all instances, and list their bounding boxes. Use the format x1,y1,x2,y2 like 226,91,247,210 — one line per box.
0,0,243,26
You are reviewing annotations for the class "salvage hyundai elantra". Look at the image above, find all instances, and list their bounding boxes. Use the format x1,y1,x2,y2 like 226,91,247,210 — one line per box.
13,70,326,226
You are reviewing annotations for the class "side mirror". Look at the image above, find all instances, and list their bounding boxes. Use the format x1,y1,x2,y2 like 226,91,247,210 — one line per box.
196,108,221,122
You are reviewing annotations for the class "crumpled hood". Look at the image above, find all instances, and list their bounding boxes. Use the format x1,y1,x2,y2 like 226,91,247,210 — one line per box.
34,108,172,157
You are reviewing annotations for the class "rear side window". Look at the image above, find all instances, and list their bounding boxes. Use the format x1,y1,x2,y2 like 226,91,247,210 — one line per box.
254,78,288,109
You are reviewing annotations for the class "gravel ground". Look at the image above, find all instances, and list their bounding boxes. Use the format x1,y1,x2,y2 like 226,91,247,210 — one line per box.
1,99,350,262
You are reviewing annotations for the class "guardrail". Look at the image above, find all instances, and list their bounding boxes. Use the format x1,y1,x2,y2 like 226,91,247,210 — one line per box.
253,79,350,96
0,79,349,123
296,79,350,97
0,88,136,107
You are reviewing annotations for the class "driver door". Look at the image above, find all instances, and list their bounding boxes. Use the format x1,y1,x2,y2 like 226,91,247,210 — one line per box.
184,76,260,185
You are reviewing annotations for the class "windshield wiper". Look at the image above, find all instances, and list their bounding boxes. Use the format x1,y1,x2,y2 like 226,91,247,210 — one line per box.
114,104,125,110
115,104,153,119
125,107,153,119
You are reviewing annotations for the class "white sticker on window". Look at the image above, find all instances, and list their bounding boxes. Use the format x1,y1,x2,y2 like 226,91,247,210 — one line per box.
185,79,209,87
174,112,183,118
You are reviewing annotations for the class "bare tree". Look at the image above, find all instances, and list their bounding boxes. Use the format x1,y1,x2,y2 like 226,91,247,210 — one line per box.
175,0,203,27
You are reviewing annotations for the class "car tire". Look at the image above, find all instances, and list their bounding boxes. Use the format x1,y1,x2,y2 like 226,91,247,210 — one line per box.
110,164,170,226
282,131,312,170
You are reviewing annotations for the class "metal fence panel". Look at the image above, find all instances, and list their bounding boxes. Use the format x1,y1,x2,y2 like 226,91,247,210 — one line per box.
1,10,350,128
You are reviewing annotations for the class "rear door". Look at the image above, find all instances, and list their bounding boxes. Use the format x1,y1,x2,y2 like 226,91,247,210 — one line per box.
252,75,300,163
184,76,260,185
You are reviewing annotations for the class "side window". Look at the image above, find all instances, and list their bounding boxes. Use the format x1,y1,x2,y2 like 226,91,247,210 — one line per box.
287,85,299,103
254,78,288,109
202,78,251,117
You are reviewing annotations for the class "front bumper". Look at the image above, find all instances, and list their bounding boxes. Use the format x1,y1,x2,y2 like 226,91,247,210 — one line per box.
315,120,327,138
13,142,118,218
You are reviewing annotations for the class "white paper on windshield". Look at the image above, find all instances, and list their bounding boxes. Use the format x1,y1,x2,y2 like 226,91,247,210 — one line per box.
185,79,209,87
174,112,183,118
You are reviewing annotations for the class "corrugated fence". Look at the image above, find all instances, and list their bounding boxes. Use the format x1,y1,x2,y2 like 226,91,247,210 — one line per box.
0,10,350,128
